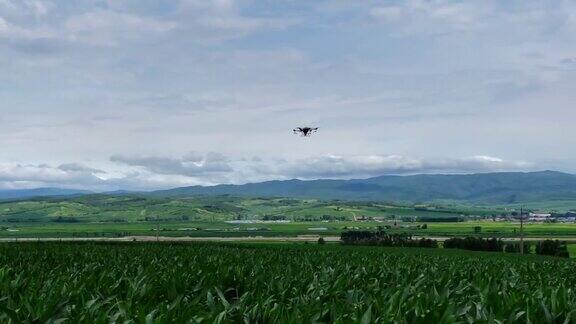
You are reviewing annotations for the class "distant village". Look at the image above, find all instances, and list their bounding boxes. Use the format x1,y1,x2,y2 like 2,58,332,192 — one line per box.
484,211,576,223
240,211,576,224
523,212,576,223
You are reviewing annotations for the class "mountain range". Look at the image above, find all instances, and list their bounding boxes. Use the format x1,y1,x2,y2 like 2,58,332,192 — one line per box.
2,171,576,204
0,188,91,200
150,170,576,204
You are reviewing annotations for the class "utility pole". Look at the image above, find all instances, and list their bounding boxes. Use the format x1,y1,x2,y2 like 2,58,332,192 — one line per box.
519,206,524,254
156,215,160,242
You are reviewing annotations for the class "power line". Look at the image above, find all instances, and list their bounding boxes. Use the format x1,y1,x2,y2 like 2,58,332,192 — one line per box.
519,206,524,254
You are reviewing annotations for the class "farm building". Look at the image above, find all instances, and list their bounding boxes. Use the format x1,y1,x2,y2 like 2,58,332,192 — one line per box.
528,212,552,222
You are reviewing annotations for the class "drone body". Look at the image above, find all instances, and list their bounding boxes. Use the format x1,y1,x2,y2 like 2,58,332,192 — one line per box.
293,127,318,137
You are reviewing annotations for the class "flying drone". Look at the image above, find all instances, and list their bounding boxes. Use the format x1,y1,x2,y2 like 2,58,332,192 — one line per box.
293,127,318,137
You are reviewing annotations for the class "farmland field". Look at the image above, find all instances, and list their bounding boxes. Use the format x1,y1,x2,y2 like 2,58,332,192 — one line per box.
3,220,576,240
0,195,503,224
0,242,575,322
3,195,576,240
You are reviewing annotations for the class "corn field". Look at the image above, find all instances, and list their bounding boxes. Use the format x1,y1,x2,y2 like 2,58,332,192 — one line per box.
0,242,575,323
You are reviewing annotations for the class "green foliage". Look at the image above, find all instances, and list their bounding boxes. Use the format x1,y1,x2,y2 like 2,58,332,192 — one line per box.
51,216,80,223
504,242,531,253
536,240,570,258
0,243,575,322
444,237,504,252
0,195,250,223
419,217,465,222
341,231,438,248
0,195,483,224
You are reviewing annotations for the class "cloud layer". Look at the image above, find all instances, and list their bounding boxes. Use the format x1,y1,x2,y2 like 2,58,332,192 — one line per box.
254,155,533,179
0,153,535,191
1,0,575,190
110,152,232,177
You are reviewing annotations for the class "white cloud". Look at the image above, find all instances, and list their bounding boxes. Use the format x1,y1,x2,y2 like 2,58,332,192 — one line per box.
110,152,233,177
64,10,176,45
0,17,7,34
0,153,542,191
250,154,533,179
369,0,493,35
0,160,218,190
1,0,285,51
178,0,295,34
369,7,402,21
0,162,104,189
0,16,54,41
0,0,52,19
368,0,576,39
0,0,575,191
58,163,105,174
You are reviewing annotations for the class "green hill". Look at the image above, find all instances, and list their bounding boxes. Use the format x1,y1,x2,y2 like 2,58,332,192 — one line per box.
3,171,576,224
0,194,496,224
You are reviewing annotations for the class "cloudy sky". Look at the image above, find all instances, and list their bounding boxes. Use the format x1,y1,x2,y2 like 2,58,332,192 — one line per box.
1,0,575,191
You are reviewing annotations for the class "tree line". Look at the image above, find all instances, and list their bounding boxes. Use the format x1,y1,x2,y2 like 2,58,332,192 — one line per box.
340,230,569,257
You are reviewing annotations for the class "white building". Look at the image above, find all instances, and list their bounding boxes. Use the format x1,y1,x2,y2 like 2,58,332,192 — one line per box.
527,212,552,222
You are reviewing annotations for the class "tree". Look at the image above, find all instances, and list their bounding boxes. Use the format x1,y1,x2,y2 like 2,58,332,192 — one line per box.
536,240,569,258
504,242,530,253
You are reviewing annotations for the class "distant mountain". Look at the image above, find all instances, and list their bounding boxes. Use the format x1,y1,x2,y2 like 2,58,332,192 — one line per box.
150,171,576,204
5,171,576,204
0,188,92,201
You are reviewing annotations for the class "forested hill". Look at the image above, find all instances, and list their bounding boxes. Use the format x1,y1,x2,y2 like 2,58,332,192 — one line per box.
3,171,576,205
150,171,576,204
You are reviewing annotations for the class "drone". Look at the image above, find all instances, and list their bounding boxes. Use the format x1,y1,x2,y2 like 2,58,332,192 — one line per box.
293,127,318,137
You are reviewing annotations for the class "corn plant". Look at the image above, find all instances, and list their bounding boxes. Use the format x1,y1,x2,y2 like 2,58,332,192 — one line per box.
0,242,574,323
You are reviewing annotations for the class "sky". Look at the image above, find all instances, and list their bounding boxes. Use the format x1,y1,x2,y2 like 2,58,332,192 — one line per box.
1,0,576,191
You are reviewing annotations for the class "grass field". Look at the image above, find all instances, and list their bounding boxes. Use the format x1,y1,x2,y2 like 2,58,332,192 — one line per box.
0,242,574,322
568,244,576,258
0,195,503,223
2,220,576,239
